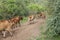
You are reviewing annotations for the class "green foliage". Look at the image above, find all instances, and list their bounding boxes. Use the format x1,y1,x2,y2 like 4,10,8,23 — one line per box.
27,3,46,15
0,0,47,20
21,17,28,23
45,0,60,39
0,0,30,19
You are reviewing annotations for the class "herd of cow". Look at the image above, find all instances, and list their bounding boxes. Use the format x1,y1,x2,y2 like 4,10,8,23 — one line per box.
0,16,23,38
0,12,46,38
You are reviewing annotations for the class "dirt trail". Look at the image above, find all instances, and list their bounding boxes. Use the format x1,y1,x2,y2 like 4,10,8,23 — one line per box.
1,19,45,40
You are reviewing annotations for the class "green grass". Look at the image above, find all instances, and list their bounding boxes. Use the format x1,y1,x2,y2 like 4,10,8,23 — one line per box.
21,17,28,24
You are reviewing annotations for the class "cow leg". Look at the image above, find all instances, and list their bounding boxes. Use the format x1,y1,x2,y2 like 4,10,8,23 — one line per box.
18,21,21,27
2,31,7,38
29,21,32,24
14,24,17,28
6,28,13,37
17,22,21,27
12,24,17,29
19,22,21,27
8,29,13,36
9,31,13,36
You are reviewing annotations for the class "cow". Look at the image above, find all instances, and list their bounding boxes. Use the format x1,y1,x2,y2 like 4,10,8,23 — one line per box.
0,20,15,37
28,15,35,24
37,12,46,19
40,12,46,19
10,16,23,28
0,16,23,37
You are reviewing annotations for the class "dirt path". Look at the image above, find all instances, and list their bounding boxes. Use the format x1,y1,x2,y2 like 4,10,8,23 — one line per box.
1,19,45,40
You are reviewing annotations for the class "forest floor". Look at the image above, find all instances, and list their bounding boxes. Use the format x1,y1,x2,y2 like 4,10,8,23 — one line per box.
0,18,45,40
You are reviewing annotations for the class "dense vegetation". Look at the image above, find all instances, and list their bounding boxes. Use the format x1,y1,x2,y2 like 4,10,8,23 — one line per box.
0,0,45,20
46,0,60,38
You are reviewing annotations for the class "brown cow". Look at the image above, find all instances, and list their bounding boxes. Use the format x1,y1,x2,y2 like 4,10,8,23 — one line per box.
0,20,14,37
10,16,23,27
0,16,23,37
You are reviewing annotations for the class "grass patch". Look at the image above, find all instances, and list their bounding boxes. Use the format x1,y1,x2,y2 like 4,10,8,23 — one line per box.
21,17,28,24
